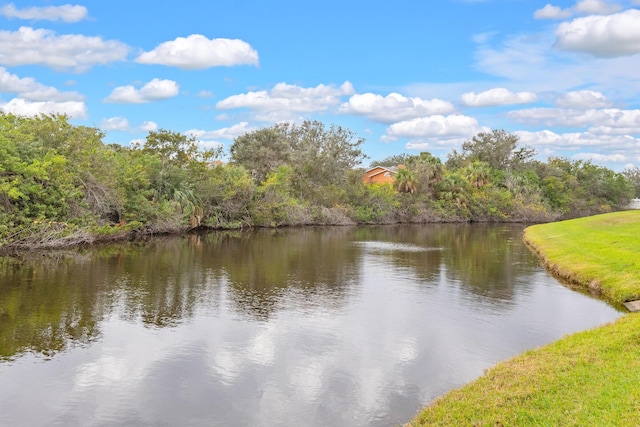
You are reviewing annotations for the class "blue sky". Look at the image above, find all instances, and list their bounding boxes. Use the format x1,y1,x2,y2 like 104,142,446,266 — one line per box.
1,0,640,171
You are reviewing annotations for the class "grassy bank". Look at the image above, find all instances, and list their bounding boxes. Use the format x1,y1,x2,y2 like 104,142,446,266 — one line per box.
524,210,640,304
408,211,640,426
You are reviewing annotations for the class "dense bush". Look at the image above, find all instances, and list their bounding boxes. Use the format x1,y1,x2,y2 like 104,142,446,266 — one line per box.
0,114,634,251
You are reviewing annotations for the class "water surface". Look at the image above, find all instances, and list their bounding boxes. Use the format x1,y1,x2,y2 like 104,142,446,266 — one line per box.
0,224,623,426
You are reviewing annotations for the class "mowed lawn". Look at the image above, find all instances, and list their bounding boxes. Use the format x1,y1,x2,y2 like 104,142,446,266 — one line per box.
408,211,640,427
524,210,640,304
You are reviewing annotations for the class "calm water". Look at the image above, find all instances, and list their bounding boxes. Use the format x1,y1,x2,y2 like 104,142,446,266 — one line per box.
0,224,623,427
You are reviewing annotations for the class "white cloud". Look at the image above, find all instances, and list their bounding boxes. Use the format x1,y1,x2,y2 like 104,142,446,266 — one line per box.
100,117,130,131
99,118,159,133
555,90,612,108
141,121,158,132
572,152,627,162
136,34,258,70
384,115,485,140
573,0,623,15
216,81,354,119
0,98,87,118
516,130,640,168
197,90,214,98
185,122,255,140
104,78,180,104
338,92,454,123
0,67,83,101
555,9,640,57
461,87,537,107
0,27,128,72
0,3,88,22
516,129,639,149
534,1,622,20
405,137,470,151
252,111,307,123
185,122,256,150
507,107,640,132
196,140,225,150
534,4,572,20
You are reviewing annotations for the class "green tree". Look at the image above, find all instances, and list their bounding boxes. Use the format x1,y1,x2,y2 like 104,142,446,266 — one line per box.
437,171,469,209
135,129,219,215
370,153,412,168
285,121,367,198
230,121,367,205
408,152,443,195
622,167,640,198
447,129,536,171
197,164,254,228
463,161,493,188
229,125,291,182
394,167,418,194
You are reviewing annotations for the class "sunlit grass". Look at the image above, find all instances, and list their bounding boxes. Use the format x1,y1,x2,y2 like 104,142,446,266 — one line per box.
408,211,640,426
408,315,640,427
524,210,640,304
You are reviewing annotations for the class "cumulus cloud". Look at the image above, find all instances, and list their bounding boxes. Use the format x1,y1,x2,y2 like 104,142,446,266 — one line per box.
0,98,87,118
405,137,471,151
99,118,159,133
507,107,640,132
185,122,255,141
104,78,180,104
100,117,130,131
141,121,158,132
534,0,622,20
0,3,88,22
184,122,255,149
136,34,258,70
338,92,454,123
0,27,128,72
555,90,611,108
534,4,572,20
516,129,639,151
0,68,87,117
573,0,623,15
572,152,627,162
216,81,354,119
0,67,83,101
383,114,485,141
555,9,640,57
461,87,537,107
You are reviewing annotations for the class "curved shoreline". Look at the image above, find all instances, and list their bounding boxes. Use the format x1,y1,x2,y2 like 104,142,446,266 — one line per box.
407,211,640,426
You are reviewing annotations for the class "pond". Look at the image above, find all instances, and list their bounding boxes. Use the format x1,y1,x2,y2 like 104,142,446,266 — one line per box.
0,224,623,427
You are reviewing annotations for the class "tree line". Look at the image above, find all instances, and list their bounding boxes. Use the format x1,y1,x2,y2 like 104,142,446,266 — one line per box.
0,113,636,252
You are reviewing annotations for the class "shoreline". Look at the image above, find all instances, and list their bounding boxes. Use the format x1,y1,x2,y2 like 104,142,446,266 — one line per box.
407,211,640,426
0,217,537,257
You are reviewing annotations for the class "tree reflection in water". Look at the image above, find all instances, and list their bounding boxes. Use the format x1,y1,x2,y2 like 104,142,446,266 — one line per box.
1,224,539,361
0,224,623,427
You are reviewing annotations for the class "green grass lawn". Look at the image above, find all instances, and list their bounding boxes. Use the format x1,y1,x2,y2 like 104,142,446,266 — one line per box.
524,211,640,304
408,211,640,427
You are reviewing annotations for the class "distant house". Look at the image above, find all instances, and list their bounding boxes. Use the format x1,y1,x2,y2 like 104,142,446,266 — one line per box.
361,166,399,184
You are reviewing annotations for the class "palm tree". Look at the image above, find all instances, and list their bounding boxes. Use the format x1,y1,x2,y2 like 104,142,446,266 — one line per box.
410,152,443,195
437,172,469,207
464,161,492,188
394,167,418,194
